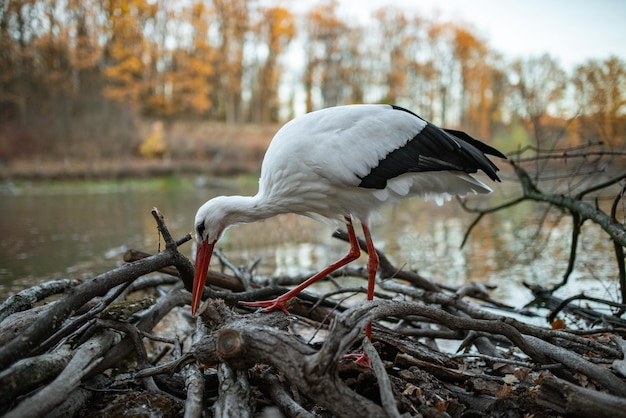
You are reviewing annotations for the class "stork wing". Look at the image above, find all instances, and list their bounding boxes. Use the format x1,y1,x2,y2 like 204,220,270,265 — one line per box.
358,107,505,189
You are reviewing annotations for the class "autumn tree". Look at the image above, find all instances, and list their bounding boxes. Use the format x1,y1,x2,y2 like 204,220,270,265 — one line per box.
102,0,150,107
151,1,215,118
1,0,624,163
303,0,355,111
573,56,626,149
35,0,74,147
178,2,216,117
509,54,568,146
212,0,249,123
0,0,35,130
451,25,500,139
249,5,295,123
0,0,105,157
422,22,461,125
140,0,175,118
69,0,105,115
372,8,418,105
337,25,368,105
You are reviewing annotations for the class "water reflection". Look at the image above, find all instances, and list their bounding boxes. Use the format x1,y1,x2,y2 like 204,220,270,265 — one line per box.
0,178,620,310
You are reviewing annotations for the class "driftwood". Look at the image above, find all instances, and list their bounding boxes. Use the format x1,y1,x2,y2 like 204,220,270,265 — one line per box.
460,144,626,295
538,375,626,417
1,207,626,417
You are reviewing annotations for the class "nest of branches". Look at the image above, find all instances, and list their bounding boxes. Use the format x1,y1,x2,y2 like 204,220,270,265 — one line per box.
1,200,626,418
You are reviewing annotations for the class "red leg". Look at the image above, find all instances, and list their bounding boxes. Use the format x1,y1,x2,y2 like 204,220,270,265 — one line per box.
240,216,361,314
344,222,378,367
362,223,378,338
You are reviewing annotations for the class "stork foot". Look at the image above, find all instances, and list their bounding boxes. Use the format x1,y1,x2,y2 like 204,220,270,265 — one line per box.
343,352,371,367
239,297,292,315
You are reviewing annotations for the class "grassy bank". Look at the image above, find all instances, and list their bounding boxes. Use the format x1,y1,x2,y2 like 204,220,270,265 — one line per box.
0,121,277,182
0,157,259,182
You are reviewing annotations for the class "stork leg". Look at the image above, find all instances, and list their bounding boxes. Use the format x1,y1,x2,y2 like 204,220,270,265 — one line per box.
343,222,378,367
240,216,361,314
362,222,378,338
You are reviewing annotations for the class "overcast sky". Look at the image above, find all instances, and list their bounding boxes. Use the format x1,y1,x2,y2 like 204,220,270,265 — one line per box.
331,0,626,71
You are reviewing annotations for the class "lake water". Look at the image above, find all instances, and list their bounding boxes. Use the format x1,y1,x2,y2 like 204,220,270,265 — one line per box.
0,176,620,311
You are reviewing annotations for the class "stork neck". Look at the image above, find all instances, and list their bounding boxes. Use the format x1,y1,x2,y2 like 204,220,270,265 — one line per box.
223,194,284,224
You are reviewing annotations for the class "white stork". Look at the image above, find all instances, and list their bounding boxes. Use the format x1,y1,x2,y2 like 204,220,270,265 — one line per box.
191,104,506,363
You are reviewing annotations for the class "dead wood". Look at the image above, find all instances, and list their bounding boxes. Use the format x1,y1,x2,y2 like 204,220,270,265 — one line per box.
0,279,79,323
252,371,317,418
0,348,72,408
332,229,441,292
527,283,626,327
2,206,626,417
5,330,122,418
180,362,205,418
190,299,387,417
0,209,193,371
124,248,246,292
538,375,626,417
0,305,49,346
43,375,110,418
459,146,626,297
214,363,254,417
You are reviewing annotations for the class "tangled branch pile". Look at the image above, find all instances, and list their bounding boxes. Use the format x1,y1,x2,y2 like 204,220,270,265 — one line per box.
1,207,626,418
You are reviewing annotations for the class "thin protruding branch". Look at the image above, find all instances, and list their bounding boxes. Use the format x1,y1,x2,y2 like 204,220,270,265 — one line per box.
151,207,195,291
576,171,626,199
332,228,440,291
457,195,526,248
512,162,626,247
362,337,401,418
550,211,582,291
546,292,626,324
124,249,245,293
611,184,626,307
254,371,316,418
151,207,177,249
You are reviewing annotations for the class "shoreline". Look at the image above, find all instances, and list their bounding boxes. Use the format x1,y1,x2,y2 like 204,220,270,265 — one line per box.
0,156,261,183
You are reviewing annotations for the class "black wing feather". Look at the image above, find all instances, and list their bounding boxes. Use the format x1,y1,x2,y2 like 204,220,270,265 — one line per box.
443,128,507,159
358,109,506,190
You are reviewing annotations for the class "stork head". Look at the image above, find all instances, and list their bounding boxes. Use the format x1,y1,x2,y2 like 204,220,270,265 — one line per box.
191,198,227,315
195,197,235,243
191,195,268,315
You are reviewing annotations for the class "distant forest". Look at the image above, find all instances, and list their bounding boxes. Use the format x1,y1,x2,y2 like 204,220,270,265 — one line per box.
1,0,625,162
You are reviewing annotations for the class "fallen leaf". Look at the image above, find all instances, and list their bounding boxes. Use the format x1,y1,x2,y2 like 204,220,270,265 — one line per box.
496,383,514,398
503,374,520,385
435,399,450,412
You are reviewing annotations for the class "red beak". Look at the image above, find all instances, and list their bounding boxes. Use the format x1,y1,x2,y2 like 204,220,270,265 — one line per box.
191,240,215,315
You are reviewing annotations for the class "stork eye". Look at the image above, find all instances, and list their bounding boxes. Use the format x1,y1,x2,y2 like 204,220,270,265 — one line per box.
196,223,205,239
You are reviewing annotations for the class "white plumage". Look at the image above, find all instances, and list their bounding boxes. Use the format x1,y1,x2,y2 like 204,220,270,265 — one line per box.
191,104,505,362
